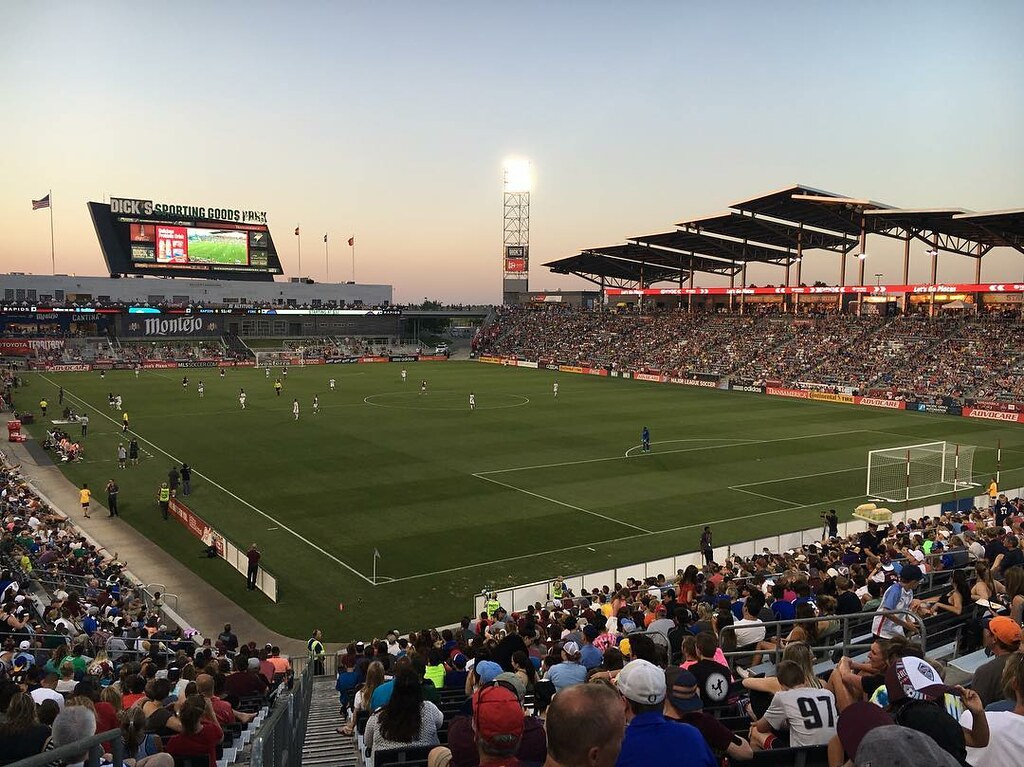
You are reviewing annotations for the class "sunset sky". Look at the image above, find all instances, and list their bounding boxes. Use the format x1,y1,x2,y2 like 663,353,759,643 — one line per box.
2,2,1022,303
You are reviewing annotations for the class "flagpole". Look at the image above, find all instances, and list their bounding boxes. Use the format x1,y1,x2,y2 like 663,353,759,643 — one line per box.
49,189,55,275
351,236,356,282
296,224,301,279
325,236,330,283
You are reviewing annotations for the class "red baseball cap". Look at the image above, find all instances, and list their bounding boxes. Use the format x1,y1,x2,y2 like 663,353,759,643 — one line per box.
473,684,524,746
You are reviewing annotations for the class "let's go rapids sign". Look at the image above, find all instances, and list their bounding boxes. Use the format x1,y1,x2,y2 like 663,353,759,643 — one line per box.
110,197,267,225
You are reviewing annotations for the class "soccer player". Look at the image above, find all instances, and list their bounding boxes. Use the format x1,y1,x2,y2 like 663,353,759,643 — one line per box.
265,367,270,378
134,366,140,378
553,381,559,398
197,381,204,398
641,426,650,453
80,483,91,519
292,398,300,420
182,375,188,389
129,437,139,466
117,443,127,469
401,369,407,383
239,389,247,409
469,392,476,410
313,395,320,415
274,379,283,397
329,378,336,391
115,394,122,410
219,368,225,378
420,379,427,395
283,367,288,378
122,411,130,433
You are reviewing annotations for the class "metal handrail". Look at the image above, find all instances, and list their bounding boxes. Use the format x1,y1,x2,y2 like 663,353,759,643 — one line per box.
8,728,125,767
717,609,927,668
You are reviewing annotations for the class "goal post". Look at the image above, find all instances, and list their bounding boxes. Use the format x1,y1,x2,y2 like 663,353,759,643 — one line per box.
866,442,977,503
253,351,305,369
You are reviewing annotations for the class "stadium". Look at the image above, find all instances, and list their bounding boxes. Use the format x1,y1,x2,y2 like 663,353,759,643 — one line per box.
4,6,1024,767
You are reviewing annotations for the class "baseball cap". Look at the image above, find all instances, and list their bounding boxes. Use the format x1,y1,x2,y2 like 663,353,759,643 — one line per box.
836,701,894,759
884,657,957,703
985,616,1022,646
474,660,503,685
582,624,600,640
619,638,631,657
899,564,923,583
664,667,702,712
451,653,467,670
18,640,31,650
473,684,524,745
495,672,526,702
562,641,580,658
853,725,961,767
616,659,666,705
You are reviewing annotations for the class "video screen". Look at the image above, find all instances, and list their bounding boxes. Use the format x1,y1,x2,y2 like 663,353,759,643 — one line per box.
187,228,249,266
146,226,249,266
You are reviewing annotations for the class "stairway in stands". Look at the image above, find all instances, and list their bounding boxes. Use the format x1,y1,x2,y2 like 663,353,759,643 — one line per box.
301,676,358,767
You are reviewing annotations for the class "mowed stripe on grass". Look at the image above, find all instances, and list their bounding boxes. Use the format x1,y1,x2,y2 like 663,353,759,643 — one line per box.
24,362,1024,638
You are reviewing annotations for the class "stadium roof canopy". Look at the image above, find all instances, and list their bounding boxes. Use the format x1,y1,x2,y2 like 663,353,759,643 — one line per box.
550,183,1024,288
543,244,736,288
678,211,855,253
953,209,1024,249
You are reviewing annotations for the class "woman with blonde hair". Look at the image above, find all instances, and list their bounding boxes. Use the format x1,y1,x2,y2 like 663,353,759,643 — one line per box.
740,641,823,694
337,660,385,736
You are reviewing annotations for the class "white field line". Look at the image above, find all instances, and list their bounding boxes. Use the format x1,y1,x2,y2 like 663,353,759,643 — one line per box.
40,375,376,586
477,428,881,477
730,466,865,488
728,486,800,505
384,491,868,584
472,473,653,534
623,438,759,458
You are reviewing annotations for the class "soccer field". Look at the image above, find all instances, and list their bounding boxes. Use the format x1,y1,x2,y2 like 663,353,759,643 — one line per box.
26,362,1024,639
187,238,247,265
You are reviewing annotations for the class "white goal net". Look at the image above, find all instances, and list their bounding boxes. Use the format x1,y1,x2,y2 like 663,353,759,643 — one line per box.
254,351,305,369
866,441,978,503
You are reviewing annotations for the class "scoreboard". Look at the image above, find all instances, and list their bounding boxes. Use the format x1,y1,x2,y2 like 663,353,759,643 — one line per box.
90,197,283,281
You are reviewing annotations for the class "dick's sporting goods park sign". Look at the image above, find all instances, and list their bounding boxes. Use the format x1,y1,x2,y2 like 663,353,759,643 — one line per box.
110,197,267,225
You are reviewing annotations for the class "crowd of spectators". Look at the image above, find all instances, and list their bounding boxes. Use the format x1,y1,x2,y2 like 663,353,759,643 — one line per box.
324,496,1024,767
0,452,292,766
477,307,1024,404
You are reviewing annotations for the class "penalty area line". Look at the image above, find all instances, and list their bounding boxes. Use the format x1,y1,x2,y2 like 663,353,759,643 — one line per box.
472,473,653,535
382,491,869,584
39,375,377,587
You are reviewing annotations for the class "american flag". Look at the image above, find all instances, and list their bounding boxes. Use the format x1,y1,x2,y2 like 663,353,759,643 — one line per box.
32,194,50,211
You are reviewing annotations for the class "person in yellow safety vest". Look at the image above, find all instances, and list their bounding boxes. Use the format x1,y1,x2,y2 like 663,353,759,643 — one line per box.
485,594,501,617
552,579,565,600
308,629,325,675
158,482,170,521
39,399,48,417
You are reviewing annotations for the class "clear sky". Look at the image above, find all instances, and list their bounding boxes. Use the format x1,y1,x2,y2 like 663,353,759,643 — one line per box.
2,1,1022,303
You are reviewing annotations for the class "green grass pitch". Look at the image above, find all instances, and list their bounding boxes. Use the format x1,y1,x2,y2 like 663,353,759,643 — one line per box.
187,239,247,265
23,362,1024,639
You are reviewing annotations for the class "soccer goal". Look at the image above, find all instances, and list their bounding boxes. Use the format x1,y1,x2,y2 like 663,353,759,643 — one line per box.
254,351,305,369
866,442,978,503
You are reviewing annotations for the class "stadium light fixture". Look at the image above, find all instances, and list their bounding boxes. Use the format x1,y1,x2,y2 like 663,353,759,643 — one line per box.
857,252,868,260
503,159,532,193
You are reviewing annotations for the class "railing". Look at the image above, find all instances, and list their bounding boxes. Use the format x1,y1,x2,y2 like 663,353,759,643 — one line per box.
291,651,340,678
717,610,927,669
251,664,314,767
9,729,125,767
474,490,1005,616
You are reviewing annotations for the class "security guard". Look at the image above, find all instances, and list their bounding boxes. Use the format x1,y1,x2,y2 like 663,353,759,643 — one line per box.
158,482,170,520
308,629,325,675
485,593,501,618
552,579,564,600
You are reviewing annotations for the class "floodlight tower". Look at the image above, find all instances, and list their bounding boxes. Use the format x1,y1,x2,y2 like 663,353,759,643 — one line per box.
502,159,531,304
